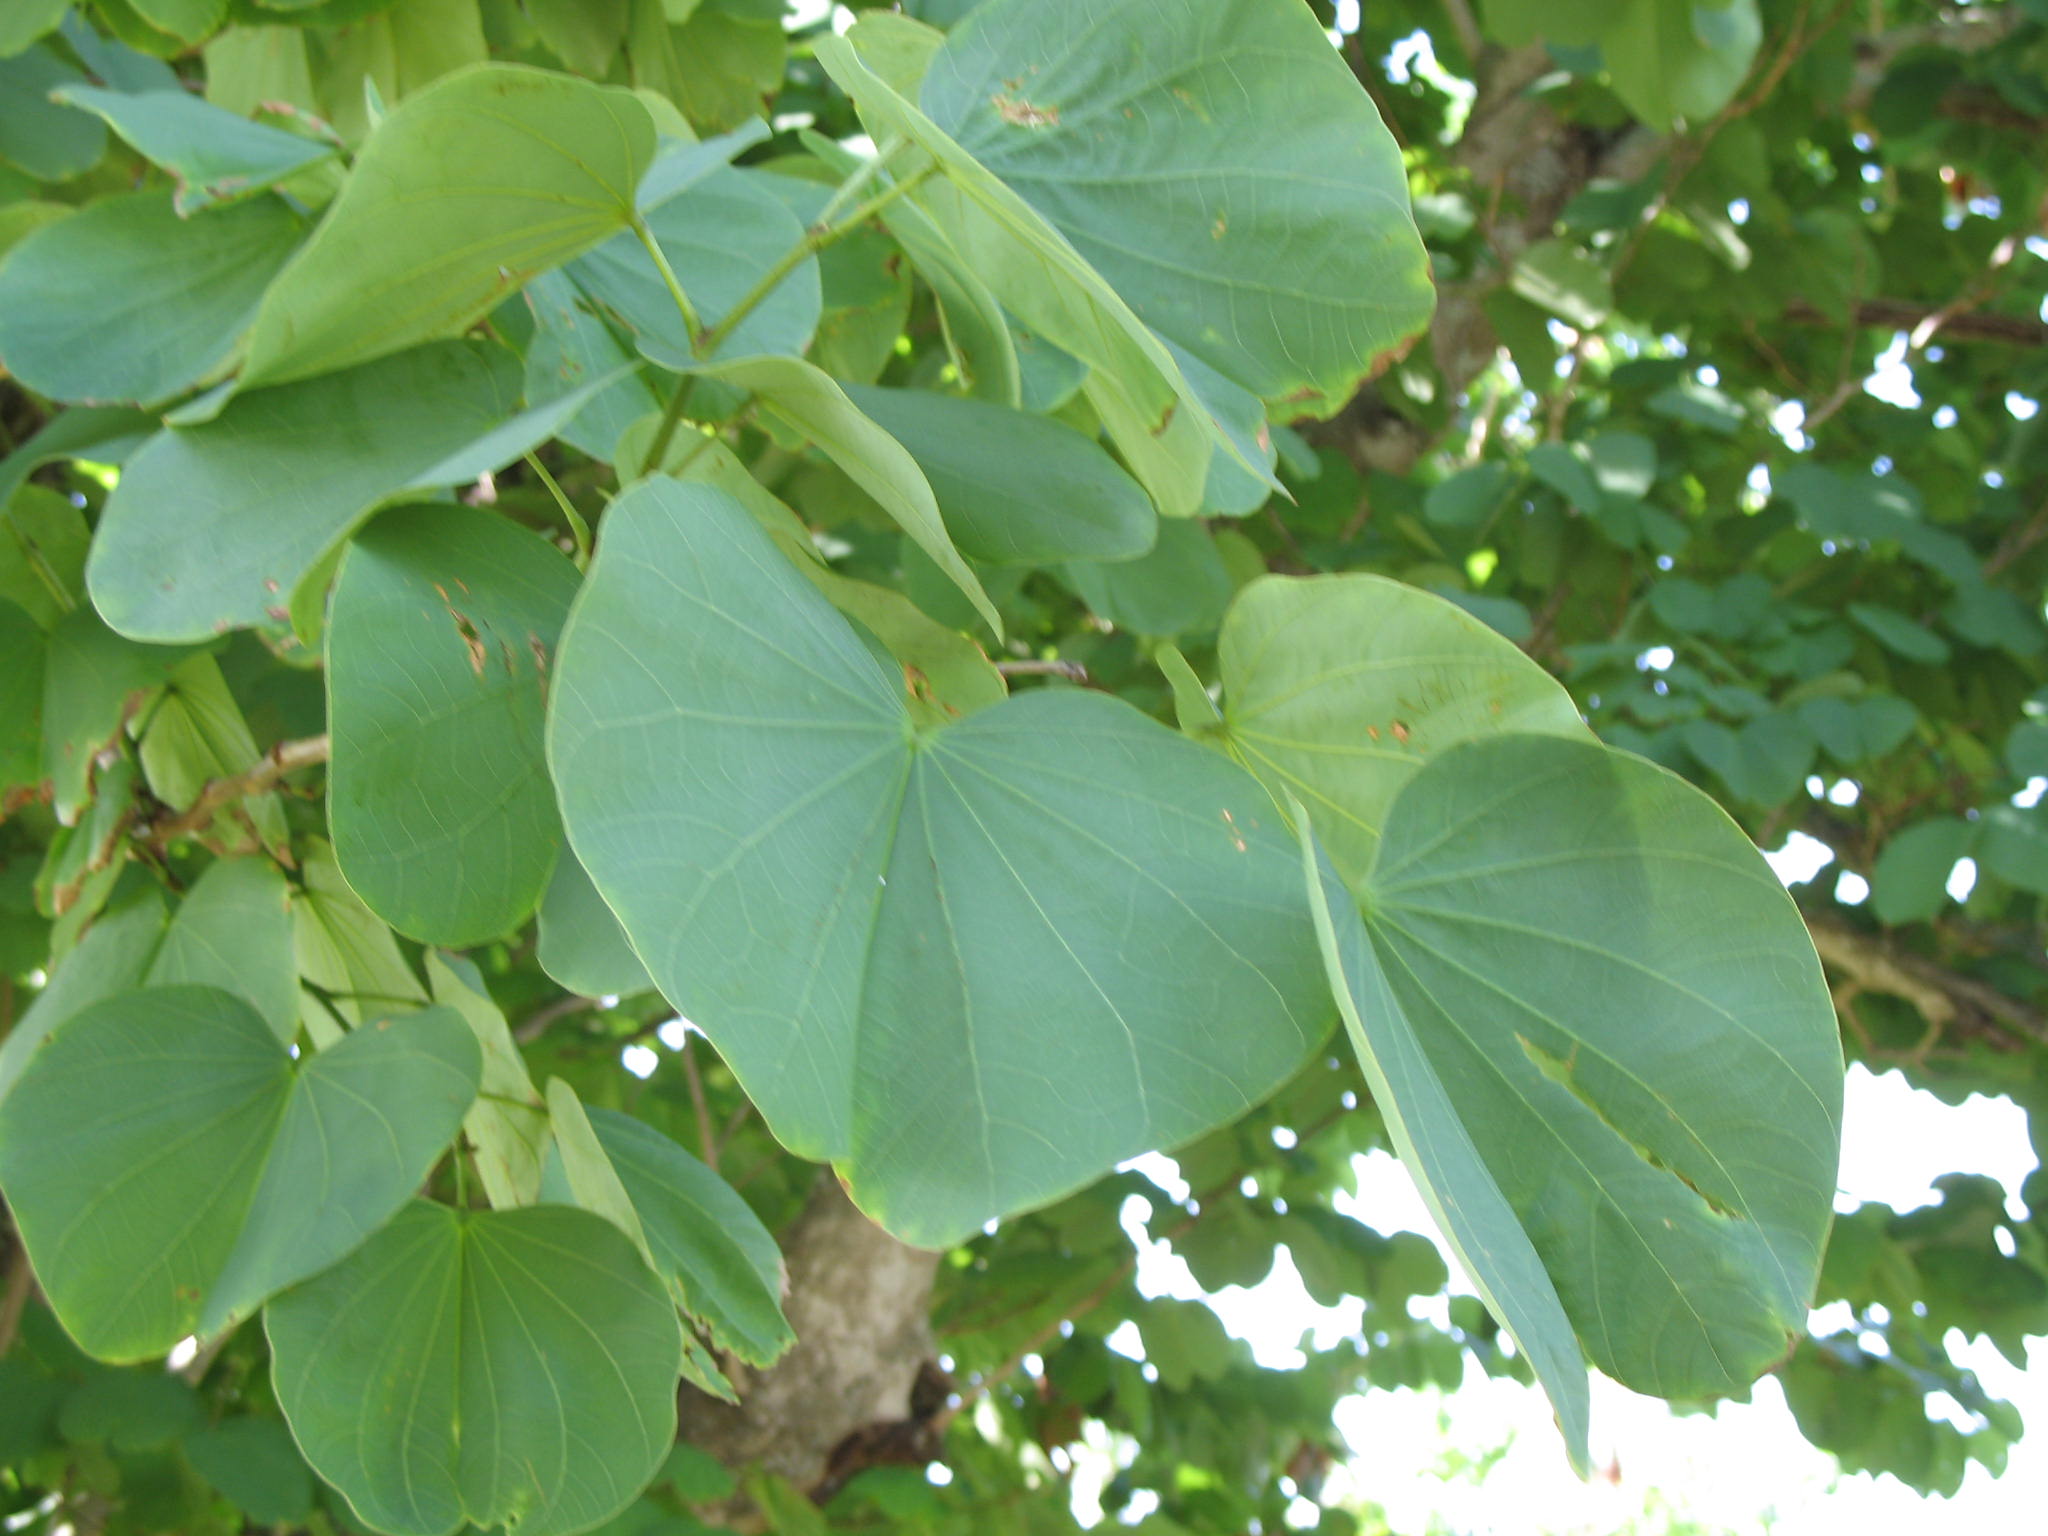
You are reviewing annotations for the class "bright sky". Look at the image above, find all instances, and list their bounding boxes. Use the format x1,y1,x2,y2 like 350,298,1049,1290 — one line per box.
1102,1059,2041,1534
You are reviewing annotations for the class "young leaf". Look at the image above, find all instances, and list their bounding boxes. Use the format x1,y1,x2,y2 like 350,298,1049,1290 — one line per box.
0,985,480,1359
50,86,335,214
426,951,549,1210
548,478,1331,1247
291,837,429,1027
327,506,580,946
239,64,656,388
265,1202,682,1536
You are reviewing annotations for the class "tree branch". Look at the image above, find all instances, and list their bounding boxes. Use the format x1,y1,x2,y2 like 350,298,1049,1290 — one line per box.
1806,911,2048,1054
138,734,330,847
1783,298,2048,348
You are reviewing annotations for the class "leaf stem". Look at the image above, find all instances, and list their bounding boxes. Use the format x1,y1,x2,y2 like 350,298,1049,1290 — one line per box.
636,376,698,480
632,214,701,339
694,160,933,361
524,452,589,566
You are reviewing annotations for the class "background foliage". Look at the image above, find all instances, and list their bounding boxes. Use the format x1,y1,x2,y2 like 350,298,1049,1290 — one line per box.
0,1,2043,1533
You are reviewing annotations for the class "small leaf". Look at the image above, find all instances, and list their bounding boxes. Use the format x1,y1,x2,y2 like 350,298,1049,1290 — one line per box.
184,1417,314,1527
1847,602,1951,665
1063,518,1232,637
0,45,105,180
265,1202,682,1536
0,985,480,1357
536,850,654,1000
426,951,549,1210
51,86,335,214
240,64,656,388
327,506,580,945
40,608,195,822
292,837,429,1028
1869,817,1977,926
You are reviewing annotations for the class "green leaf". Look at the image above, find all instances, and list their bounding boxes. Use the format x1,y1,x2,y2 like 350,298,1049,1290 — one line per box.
240,63,655,388
0,409,156,531
806,566,1007,724
548,478,1331,1246
0,599,43,789
1063,518,1233,637
569,166,821,365
0,985,479,1358
146,856,297,1044
87,340,537,644
1799,694,1918,765
527,0,629,76
577,1107,794,1368
292,837,430,1028
0,886,167,1108
1295,810,1590,1468
0,483,89,628
327,506,580,945
842,384,1155,565
50,86,336,214
1604,0,1762,128
1510,238,1612,329
521,268,660,462
128,0,227,44
1682,714,1818,806
1847,603,1951,665
426,951,549,1210
1218,574,1589,885
0,190,302,405
1355,734,1842,1396
264,1201,682,1536
1425,462,1516,531
138,653,289,857
685,354,1002,638
0,0,66,56
39,607,194,822
536,849,654,999
0,45,105,180
1977,805,2048,897
184,1417,315,1527
915,0,1432,415
1869,817,1976,926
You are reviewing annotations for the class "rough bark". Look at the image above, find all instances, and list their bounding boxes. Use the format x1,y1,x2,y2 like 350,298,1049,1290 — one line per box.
680,1172,941,1521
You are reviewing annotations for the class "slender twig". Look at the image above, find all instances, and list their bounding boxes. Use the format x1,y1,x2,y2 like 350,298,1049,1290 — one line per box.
514,992,599,1044
637,376,698,481
994,659,1089,683
524,451,590,566
680,1039,718,1169
695,167,934,360
138,734,329,847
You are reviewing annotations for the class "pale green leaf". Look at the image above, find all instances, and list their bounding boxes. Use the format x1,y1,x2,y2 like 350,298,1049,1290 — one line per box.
50,86,335,214
40,608,194,822
426,951,550,1210
240,64,655,388
547,478,1330,1246
536,849,654,999
292,837,429,1026
147,856,297,1044
137,653,289,857
0,886,166,1108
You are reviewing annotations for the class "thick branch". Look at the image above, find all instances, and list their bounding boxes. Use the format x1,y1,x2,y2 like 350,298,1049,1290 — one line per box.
138,734,329,847
1806,911,2048,1053
1783,298,2048,348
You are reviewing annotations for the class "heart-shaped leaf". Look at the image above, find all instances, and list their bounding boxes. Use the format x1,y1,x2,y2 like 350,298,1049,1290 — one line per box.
265,1201,681,1536
548,477,1331,1246
0,986,480,1358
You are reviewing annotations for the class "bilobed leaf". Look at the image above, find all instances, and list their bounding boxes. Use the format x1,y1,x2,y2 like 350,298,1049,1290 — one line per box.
1603,0,1762,128
806,566,1007,724
914,0,1432,415
1353,734,1842,1397
0,190,302,406
1218,574,1589,884
1295,812,1590,1468
1870,817,1976,926
265,1201,682,1536
547,478,1331,1246
146,856,297,1044
0,985,479,1358
426,951,549,1210
842,384,1155,565
0,411,155,532
686,353,1002,638
569,166,821,365
536,849,654,999
240,64,655,388
1977,805,2048,896
327,506,580,946
87,340,538,644
50,87,335,213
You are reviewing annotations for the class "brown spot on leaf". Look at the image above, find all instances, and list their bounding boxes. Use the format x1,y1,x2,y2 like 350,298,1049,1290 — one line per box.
1220,808,1247,854
993,93,1059,127
1389,720,1411,744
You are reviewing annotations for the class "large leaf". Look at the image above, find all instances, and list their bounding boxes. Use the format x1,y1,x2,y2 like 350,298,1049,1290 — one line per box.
919,0,1433,415
87,340,554,644
1218,574,1590,884
50,86,336,214
240,64,655,388
327,506,580,945
547,478,1331,1246
0,887,167,1108
0,45,104,180
0,190,302,406
568,166,821,366
841,383,1155,565
265,1201,682,1536
1295,812,1590,1468
1352,734,1842,1397
0,986,479,1359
